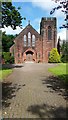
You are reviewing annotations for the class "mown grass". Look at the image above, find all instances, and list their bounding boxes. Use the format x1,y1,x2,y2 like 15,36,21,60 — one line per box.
0,68,13,80
48,63,68,83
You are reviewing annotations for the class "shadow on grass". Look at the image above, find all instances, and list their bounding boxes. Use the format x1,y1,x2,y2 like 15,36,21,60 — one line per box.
27,103,67,119
58,74,68,84
2,81,26,108
42,75,68,100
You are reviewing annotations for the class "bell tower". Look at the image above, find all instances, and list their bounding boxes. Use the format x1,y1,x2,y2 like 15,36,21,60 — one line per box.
40,17,57,62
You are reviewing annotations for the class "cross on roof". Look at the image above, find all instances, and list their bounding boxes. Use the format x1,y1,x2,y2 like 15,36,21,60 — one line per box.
28,20,30,25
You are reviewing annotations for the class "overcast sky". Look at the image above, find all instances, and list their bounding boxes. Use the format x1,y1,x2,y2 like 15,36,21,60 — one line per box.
2,0,67,41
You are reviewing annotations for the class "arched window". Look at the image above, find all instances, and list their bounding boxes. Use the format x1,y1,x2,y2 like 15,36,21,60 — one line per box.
32,35,35,47
24,35,27,47
48,26,52,40
28,32,31,46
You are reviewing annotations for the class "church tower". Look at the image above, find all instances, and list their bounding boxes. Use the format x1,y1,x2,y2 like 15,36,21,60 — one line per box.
40,17,57,62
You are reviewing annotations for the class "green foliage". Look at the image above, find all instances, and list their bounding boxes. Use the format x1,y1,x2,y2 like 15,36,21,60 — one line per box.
2,52,10,63
57,36,60,54
48,48,61,63
10,56,14,64
1,2,25,29
60,41,68,63
50,0,68,28
48,63,68,83
2,52,14,64
2,32,15,52
61,54,68,63
2,32,15,63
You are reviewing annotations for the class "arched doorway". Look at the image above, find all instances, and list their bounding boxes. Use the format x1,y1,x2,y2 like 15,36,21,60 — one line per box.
23,49,36,62
26,51,33,61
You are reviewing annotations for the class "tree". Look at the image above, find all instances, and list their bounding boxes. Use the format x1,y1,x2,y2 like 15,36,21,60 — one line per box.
2,32,15,52
57,36,61,54
2,32,15,63
50,0,68,28
1,2,26,30
61,40,68,62
48,48,61,63
2,52,14,64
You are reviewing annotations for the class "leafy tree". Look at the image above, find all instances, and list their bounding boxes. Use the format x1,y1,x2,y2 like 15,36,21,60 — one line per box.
2,52,14,64
61,40,68,62
2,52,10,63
50,0,68,28
57,36,60,54
1,2,26,29
48,48,61,63
2,32,15,52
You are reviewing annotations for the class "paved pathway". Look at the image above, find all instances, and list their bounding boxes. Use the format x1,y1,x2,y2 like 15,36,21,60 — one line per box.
2,63,67,118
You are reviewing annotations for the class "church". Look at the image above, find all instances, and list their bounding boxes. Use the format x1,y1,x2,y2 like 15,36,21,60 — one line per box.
10,17,57,64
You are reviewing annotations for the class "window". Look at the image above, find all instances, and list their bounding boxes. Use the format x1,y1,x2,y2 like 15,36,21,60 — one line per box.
48,26,52,40
32,35,35,47
12,49,14,56
24,35,27,47
28,32,31,46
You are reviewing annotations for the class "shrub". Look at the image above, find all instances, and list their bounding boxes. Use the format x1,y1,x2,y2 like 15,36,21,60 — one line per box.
10,56,14,64
2,52,10,63
48,48,61,63
60,41,68,63
2,52,14,64
61,54,68,63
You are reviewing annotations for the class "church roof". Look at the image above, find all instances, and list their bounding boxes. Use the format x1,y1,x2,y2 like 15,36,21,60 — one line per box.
14,23,41,41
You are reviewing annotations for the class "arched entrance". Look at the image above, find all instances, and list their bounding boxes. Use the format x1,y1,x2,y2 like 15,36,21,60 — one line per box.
23,49,36,62
26,51,33,61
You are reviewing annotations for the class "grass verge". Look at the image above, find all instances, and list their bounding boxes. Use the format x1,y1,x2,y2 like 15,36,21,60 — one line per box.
48,63,68,83
0,68,13,80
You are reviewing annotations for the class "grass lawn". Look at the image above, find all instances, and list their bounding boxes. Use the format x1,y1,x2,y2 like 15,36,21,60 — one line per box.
48,63,68,83
0,68,13,80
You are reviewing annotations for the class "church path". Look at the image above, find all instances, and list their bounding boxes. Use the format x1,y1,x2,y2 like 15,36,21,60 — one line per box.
2,63,67,118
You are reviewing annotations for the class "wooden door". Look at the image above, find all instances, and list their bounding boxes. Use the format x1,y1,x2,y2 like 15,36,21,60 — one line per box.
26,53,33,61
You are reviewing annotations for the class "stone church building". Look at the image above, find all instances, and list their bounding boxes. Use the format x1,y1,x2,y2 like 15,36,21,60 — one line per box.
10,17,57,64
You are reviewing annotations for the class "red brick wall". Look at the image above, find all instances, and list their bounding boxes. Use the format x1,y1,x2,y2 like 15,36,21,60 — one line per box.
40,17,57,62
10,17,57,64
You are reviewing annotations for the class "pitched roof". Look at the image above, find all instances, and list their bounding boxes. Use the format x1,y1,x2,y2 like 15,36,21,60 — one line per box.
14,24,41,41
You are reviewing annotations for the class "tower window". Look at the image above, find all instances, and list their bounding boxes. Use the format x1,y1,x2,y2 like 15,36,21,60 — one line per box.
32,35,35,47
28,32,31,46
24,35,27,47
48,26,52,40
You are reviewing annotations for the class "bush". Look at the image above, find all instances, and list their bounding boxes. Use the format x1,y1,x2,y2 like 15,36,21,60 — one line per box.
48,48,61,63
2,52,10,63
10,56,14,64
2,52,14,64
61,54,68,63
60,41,68,63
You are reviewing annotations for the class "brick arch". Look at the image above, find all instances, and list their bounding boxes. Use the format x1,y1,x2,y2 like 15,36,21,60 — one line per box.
25,48,35,54
23,48,36,62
